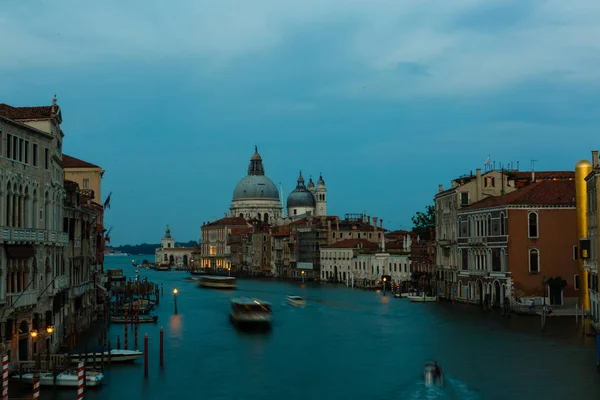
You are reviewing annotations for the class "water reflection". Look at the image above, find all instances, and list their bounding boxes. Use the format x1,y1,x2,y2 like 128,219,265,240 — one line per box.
169,314,182,337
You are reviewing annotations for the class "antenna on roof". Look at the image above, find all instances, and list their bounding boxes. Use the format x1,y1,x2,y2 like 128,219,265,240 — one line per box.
531,159,538,183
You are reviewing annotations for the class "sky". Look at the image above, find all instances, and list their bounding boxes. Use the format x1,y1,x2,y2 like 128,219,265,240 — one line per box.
1,0,600,245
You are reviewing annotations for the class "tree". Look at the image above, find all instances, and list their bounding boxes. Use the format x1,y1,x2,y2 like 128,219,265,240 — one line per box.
411,205,435,240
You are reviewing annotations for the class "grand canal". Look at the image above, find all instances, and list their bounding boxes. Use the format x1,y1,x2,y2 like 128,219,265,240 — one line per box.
24,256,600,400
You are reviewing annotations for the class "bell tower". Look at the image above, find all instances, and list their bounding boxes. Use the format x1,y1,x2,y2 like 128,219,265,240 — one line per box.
315,174,327,216
161,225,176,249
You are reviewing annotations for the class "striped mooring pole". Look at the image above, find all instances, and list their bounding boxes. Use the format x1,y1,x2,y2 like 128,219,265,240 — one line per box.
33,376,40,399
2,355,8,400
77,362,85,400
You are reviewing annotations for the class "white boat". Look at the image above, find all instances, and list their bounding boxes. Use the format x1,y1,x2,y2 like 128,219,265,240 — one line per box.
230,297,272,326
12,370,104,387
408,294,437,302
423,362,444,387
393,292,409,298
286,295,306,307
68,349,143,363
198,276,237,290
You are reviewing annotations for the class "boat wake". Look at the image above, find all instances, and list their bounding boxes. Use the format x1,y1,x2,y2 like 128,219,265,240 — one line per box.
401,376,482,400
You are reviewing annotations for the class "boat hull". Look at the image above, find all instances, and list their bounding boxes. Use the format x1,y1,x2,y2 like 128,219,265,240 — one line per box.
286,296,306,307
13,371,104,387
69,349,143,363
408,296,437,302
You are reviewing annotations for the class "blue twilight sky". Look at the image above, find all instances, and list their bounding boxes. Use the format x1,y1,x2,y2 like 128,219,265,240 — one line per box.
1,0,600,245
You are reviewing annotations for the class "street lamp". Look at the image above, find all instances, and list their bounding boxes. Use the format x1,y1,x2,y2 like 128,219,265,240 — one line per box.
173,289,178,315
301,270,305,284
383,277,387,296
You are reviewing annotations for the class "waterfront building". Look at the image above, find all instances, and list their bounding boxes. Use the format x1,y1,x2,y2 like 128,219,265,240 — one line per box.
582,150,600,324
200,217,251,272
321,237,411,286
62,154,104,204
286,172,327,219
0,99,68,362
154,225,199,268
434,166,575,300
241,219,273,276
62,180,103,349
230,147,283,224
454,179,578,307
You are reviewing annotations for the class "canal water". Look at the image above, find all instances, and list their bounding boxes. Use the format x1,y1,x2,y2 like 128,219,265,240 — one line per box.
25,256,600,399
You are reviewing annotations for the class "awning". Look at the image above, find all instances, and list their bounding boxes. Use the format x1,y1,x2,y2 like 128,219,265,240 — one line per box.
96,284,108,292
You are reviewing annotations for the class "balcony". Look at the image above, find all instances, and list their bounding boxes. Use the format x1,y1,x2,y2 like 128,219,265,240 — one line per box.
6,291,38,308
467,237,487,245
80,189,95,199
1,227,46,244
69,281,94,298
54,275,70,291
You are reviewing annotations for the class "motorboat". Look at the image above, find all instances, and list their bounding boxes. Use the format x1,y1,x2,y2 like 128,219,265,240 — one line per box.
198,276,237,290
408,294,437,302
68,348,143,363
12,370,104,387
286,295,306,307
230,297,272,326
183,276,200,282
110,315,158,323
423,361,443,387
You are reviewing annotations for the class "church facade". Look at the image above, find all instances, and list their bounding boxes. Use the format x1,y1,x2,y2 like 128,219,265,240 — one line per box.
154,226,199,267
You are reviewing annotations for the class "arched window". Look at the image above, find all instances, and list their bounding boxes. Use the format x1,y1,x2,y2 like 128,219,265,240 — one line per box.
500,212,506,235
487,214,492,236
457,217,462,237
467,216,471,236
529,248,540,273
528,212,538,238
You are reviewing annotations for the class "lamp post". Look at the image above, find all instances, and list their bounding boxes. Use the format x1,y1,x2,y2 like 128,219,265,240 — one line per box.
383,277,387,296
173,289,178,315
31,325,54,371
301,270,305,284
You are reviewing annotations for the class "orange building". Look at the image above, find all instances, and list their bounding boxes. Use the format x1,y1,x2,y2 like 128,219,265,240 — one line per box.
454,179,578,308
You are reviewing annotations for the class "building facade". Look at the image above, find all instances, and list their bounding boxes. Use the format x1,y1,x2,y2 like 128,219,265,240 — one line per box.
62,155,104,204
200,217,251,273
154,225,198,268
454,179,578,308
0,99,69,363
583,150,600,325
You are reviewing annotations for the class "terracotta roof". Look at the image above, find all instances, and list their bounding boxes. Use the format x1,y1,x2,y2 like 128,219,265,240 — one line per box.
464,180,575,210
204,217,249,227
323,238,378,249
511,171,574,180
62,154,101,169
0,104,55,120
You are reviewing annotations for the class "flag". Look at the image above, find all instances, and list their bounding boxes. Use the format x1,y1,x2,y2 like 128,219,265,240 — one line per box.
106,235,111,244
103,192,112,210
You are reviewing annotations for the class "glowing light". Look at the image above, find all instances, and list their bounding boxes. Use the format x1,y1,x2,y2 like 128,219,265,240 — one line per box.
46,326,54,334
383,277,387,282
30,329,38,338
173,288,178,294
301,270,305,274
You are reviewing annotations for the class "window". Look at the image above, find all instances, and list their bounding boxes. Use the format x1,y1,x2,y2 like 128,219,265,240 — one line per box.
19,138,24,162
574,274,579,290
500,212,506,235
487,214,492,236
83,178,89,189
457,217,462,237
6,134,11,158
44,148,49,170
33,144,38,166
528,212,538,238
24,141,29,164
461,249,468,270
529,248,539,273
573,245,578,261
460,192,469,206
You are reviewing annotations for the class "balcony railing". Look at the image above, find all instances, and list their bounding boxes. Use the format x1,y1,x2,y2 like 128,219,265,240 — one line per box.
6,291,38,308
54,275,70,291
1,227,47,244
69,281,94,298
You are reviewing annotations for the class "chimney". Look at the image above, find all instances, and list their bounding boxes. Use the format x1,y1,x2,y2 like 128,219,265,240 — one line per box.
372,217,378,231
593,150,599,168
475,168,482,202
336,217,340,232
438,184,443,193
532,171,535,183
367,216,371,224
379,219,383,229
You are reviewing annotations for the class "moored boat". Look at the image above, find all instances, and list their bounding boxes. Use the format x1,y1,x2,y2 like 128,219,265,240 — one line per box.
408,294,437,302
68,348,143,363
12,370,104,387
230,297,272,326
198,276,237,289
286,295,306,307
110,315,158,323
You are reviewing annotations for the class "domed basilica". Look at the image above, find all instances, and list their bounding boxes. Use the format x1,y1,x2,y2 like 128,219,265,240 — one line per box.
229,147,327,224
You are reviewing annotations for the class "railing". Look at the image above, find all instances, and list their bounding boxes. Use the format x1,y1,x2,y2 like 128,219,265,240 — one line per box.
46,231,56,243
54,275,70,291
6,291,38,308
69,281,94,298
80,188,95,199
58,232,68,244
0,227,47,243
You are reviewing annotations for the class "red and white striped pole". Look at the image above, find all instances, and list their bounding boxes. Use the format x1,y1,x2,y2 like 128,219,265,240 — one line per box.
32,376,40,399
2,355,8,400
77,361,85,400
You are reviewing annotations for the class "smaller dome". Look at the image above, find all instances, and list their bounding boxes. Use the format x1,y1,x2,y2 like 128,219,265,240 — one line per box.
317,174,325,188
287,172,316,208
307,177,315,190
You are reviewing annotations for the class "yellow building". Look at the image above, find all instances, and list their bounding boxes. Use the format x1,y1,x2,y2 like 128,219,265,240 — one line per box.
62,154,104,203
